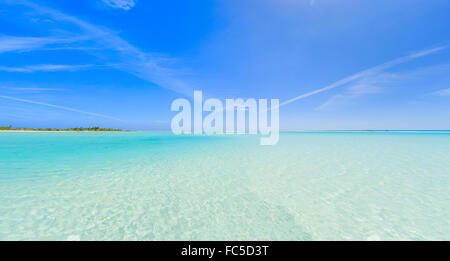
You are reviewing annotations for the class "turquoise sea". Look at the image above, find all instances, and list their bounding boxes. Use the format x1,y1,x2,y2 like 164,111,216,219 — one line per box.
0,131,449,240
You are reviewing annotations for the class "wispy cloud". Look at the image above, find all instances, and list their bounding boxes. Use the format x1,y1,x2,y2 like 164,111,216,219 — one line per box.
315,73,393,111
2,0,192,95
278,46,446,109
0,86,67,91
0,36,75,53
432,88,450,96
0,64,92,73
315,85,380,111
102,0,137,10
0,95,121,120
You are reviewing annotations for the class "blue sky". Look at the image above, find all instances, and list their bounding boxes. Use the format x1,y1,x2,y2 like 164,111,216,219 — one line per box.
1,0,450,130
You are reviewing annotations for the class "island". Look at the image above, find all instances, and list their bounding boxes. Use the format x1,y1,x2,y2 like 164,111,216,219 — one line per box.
0,126,124,131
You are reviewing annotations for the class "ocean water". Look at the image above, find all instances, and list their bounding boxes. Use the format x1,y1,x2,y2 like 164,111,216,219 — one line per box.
0,131,449,240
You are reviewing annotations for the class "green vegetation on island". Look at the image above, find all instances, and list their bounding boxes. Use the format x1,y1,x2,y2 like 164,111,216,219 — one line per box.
0,126,124,131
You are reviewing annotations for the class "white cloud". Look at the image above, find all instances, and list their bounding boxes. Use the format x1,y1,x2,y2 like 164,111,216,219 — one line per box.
102,0,137,11
0,95,121,120
0,64,92,73
0,86,66,91
314,61,450,111
278,46,445,109
2,0,192,95
432,88,450,96
0,36,75,53
315,81,382,111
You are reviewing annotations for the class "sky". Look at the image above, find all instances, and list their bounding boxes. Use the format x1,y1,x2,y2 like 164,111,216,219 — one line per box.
0,0,450,130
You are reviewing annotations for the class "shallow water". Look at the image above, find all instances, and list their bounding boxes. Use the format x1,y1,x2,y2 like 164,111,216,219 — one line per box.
0,131,449,240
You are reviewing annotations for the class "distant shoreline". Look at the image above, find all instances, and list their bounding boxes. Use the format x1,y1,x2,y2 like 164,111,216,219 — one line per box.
1,130,449,133
0,127,125,132
0,130,131,132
